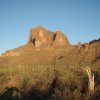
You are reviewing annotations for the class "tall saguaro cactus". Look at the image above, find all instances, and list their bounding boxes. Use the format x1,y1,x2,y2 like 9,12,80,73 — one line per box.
82,67,94,95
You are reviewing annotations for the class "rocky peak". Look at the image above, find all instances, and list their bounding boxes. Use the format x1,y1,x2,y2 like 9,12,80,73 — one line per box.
27,26,70,47
0,26,71,57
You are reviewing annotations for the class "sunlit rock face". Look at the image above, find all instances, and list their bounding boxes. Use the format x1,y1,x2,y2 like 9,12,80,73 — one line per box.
1,50,22,57
4,51,21,56
28,26,53,47
28,26,70,47
51,31,70,47
0,26,71,57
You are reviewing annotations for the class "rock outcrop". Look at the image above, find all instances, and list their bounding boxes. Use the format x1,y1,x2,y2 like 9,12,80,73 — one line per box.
0,46,25,57
3,51,21,57
77,42,89,51
1,50,21,57
52,31,70,47
28,26,53,47
27,26,70,47
0,26,71,57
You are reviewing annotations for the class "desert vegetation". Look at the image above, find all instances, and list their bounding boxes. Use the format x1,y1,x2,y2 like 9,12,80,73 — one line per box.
0,63,100,100
89,38,100,44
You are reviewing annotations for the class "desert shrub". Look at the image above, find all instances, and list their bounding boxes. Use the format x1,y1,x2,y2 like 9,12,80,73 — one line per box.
0,64,100,100
89,38,100,44
93,85,100,100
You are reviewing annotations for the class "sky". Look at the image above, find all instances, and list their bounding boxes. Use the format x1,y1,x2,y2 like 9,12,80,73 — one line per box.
0,0,100,54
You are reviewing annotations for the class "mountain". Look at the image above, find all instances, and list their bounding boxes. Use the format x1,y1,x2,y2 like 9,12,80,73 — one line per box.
0,26,100,100
0,26,100,66
0,26,71,65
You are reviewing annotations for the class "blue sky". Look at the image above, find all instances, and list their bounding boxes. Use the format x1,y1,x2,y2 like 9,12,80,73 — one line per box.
0,0,100,54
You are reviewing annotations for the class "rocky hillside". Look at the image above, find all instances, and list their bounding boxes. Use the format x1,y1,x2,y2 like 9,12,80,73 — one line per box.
0,26,71,65
0,26,100,66
56,40,100,67
0,26,100,100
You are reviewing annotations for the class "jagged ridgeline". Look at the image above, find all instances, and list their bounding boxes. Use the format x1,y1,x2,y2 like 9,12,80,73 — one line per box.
0,26,100,100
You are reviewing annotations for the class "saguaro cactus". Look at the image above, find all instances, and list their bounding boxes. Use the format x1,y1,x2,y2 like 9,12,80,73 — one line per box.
82,67,94,95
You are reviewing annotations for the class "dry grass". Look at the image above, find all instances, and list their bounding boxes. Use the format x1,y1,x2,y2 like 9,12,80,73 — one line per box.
0,56,100,100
